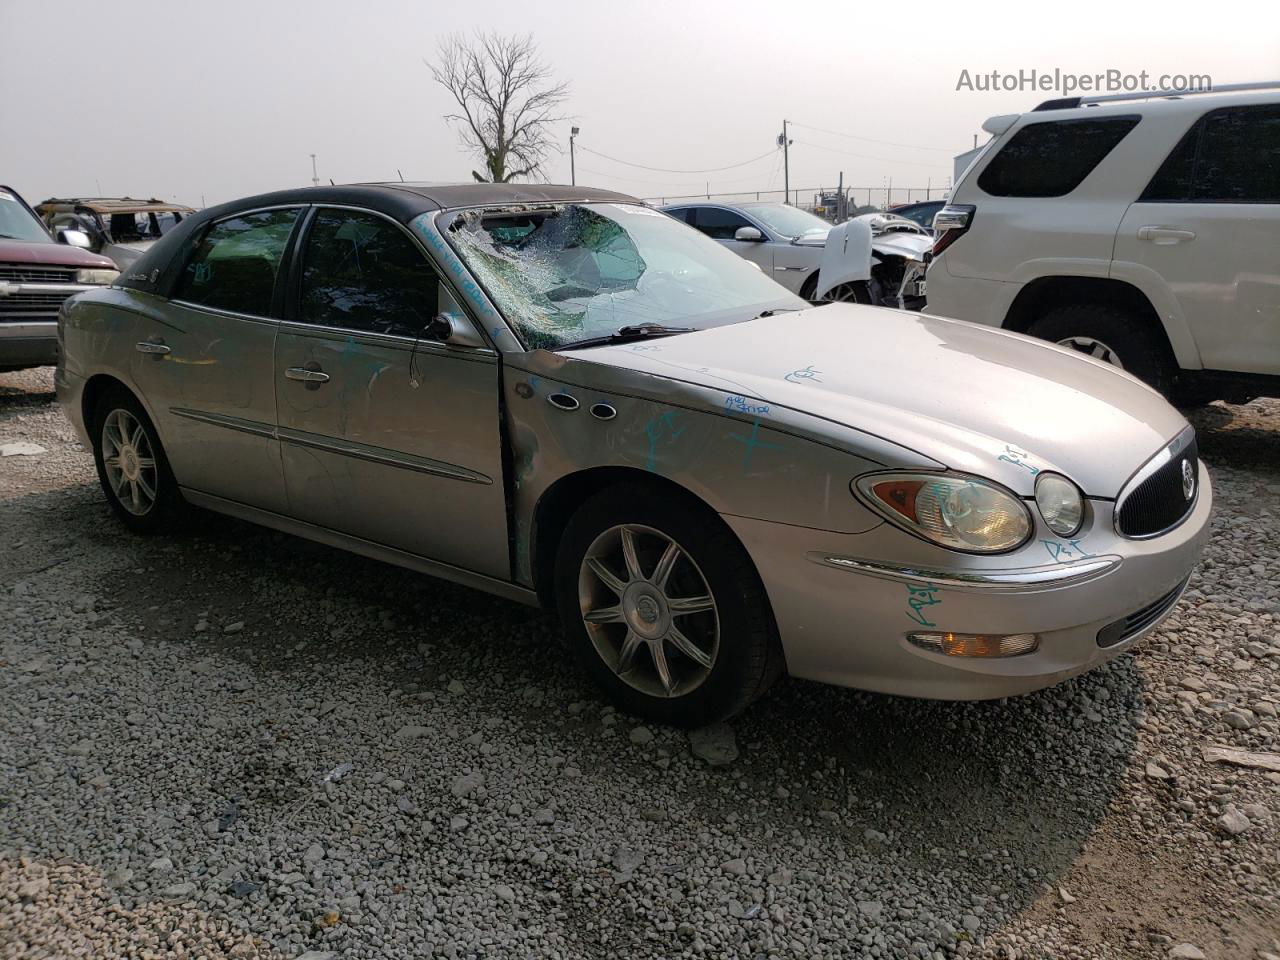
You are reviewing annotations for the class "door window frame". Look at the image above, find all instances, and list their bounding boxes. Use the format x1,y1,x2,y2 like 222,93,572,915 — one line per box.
280,204,495,355
169,204,306,322
1138,104,1280,204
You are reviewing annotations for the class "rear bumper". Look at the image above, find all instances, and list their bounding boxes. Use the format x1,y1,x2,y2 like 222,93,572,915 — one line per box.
726,462,1212,700
55,366,92,448
0,321,58,368
922,263,1020,326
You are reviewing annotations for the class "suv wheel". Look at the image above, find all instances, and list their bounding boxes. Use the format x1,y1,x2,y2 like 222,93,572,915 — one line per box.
91,387,192,534
1028,303,1173,395
555,484,782,727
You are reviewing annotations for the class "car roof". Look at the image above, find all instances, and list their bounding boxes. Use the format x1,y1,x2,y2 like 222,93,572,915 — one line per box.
38,197,196,215
190,182,639,228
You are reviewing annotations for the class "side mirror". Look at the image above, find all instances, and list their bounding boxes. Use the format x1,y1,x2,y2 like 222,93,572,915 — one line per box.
734,226,764,242
425,312,487,349
57,228,92,249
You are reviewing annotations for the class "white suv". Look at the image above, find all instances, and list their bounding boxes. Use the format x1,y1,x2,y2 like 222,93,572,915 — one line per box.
926,82,1280,404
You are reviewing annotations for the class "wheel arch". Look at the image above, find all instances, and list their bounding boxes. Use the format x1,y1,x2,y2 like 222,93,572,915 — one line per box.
81,373,135,433
529,466,753,610
1002,275,1195,369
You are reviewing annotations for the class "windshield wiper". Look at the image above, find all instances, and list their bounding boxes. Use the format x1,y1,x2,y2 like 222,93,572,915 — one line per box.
559,323,696,350
752,308,803,320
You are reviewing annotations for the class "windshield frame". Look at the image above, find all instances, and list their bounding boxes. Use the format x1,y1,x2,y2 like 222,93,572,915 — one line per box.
432,201,805,352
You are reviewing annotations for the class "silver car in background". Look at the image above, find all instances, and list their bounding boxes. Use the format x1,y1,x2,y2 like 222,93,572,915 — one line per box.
57,183,1210,727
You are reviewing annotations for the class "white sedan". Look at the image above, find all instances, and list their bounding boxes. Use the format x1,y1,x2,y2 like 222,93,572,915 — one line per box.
661,201,931,309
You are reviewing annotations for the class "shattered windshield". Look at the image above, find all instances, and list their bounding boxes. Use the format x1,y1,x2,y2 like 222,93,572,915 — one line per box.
442,202,803,349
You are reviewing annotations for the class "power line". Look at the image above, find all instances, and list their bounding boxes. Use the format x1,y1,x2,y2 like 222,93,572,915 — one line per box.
791,140,952,170
575,143,779,174
788,120,953,153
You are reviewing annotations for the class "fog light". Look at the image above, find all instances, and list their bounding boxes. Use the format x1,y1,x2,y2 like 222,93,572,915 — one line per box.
907,632,1039,658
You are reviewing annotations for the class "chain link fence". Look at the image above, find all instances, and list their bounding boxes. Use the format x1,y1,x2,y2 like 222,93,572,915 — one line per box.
640,185,945,219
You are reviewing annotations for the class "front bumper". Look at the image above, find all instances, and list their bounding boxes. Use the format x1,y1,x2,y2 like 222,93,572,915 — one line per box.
0,320,59,368
725,462,1212,700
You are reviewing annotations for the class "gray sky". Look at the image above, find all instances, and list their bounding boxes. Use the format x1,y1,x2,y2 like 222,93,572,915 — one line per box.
3,0,1277,208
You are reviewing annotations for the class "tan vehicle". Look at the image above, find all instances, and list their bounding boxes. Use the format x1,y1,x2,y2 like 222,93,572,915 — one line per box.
57,183,1210,726
38,197,195,271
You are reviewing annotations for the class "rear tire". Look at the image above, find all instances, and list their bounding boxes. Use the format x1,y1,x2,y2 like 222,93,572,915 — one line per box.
91,387,192,534
554,484,782,727
1027,303,1174,396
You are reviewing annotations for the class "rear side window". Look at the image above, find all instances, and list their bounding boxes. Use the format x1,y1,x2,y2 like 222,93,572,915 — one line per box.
691,207,754,240
977,116,1141,197
174,209,300,316
1142,105,1280,203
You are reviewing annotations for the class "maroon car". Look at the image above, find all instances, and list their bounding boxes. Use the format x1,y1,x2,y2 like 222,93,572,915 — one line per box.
1,184,118,372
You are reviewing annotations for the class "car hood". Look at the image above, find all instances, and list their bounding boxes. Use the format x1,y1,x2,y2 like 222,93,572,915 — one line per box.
104,240,153,266
0,239,116,269
577,304,1188,497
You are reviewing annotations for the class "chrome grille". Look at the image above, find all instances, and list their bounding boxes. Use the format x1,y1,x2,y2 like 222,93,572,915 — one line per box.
0,263,78,283
0,290,77,320
1115,430,1198,538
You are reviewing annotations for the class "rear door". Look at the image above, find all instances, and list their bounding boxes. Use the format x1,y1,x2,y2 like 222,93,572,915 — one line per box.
274,206,509,578
1115,103,1280,374
131,206,301,514
943,114,1141,280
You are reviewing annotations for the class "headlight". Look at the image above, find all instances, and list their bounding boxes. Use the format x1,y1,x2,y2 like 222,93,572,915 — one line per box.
854,472,1032,553
1034,473,1084,537
76,268,119,285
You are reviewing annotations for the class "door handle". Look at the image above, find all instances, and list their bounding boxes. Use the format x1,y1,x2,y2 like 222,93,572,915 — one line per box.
1137,226,1196,245
284,366,330,384
135,339,170,355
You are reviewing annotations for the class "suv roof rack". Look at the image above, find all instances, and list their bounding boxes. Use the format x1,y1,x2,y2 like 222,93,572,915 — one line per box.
1033,80,1280,111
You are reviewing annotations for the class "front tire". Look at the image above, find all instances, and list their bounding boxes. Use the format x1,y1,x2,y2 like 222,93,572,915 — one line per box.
1027,303,1174,395
554,484,782,727
91,387,191,534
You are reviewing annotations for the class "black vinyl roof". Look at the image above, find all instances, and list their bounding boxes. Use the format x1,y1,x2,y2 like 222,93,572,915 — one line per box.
116,182,642,298
190,182,638,229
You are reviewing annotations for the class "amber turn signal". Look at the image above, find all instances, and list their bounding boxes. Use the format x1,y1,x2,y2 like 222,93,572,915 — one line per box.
906,632,1039,658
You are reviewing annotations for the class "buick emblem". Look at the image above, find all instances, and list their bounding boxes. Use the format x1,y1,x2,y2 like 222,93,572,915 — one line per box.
1181,458,1195,501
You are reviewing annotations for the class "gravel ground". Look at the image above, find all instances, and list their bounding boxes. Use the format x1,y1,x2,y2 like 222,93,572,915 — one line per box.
1,365,1277,960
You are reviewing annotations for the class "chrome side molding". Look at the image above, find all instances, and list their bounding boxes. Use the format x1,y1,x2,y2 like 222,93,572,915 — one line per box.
806,552,1122,592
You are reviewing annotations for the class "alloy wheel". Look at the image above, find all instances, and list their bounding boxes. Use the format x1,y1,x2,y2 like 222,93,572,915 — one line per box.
1057,335,1125,369
578,524,719,698
101,409,158,516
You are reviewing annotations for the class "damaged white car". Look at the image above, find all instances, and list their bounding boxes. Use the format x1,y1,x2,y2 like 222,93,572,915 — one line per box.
660,201,932,309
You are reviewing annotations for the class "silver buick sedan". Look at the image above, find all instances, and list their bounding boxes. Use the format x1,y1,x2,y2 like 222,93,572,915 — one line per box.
56,183,1211,727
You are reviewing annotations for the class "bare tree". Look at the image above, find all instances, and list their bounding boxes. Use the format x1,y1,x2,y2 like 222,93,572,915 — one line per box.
428,32,569,183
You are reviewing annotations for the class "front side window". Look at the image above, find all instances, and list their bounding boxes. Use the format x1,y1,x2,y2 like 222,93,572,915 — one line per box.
978,115,1140,197
175,208,299,316
299,209,439,337
691,207,754,240
1142,105,1280,203
441,202,802,350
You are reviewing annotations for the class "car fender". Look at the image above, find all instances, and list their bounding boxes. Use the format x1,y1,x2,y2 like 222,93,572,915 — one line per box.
501,350,942,587
1106,258,1203,370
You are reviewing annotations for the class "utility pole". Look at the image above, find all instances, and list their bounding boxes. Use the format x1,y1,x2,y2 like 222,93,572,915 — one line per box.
778,120,791,205
837,170,843,221
569,127,579,185
310,154,319,188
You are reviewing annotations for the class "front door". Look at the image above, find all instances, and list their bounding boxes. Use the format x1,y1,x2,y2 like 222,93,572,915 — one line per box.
1114,103,1280,375
130,207,302,515
274,207,509,578
689,206,775,275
